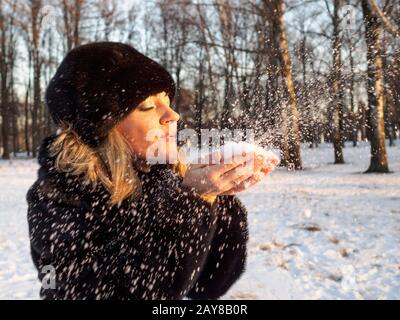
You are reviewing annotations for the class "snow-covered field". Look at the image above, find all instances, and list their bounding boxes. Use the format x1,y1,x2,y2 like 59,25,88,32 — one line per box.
1,141,399,300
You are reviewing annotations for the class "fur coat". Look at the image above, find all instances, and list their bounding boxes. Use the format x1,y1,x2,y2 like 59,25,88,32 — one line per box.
26,134,249,300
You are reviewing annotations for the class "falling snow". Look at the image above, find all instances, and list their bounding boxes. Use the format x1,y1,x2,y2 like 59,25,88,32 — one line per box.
0,141,399,299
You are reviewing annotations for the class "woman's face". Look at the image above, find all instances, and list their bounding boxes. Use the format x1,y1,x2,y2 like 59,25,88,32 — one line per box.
116,91,180,164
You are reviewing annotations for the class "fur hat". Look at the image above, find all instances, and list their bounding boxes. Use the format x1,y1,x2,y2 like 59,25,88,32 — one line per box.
46,41,176,148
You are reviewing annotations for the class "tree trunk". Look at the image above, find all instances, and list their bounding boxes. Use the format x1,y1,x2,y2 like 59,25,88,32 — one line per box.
11,91,18,157
332,0,345,163
361,0,389,173
31,1,42,157
0,75,10,159
381,33,395,147
348,36,357,147
24,48,32,157
273,0,302,170
0,9,10,159
24,85,31,157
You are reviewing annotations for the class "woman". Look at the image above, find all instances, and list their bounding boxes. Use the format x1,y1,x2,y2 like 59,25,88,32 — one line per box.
26,42,264,300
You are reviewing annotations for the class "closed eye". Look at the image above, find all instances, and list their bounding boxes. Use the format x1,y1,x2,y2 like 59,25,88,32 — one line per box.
140,104,156,111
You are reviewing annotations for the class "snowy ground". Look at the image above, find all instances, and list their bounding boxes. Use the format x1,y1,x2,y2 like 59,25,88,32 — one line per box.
0,141,399,300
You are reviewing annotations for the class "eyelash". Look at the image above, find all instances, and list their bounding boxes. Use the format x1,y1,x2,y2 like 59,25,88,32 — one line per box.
141,105,155,111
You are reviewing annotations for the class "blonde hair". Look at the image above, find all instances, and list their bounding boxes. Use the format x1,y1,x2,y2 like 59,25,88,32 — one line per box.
49,122,188,207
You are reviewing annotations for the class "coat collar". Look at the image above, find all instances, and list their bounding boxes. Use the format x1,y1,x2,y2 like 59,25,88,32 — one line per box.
37,134,59,172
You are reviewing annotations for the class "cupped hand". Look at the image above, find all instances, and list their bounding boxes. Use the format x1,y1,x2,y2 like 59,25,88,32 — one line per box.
181,150,257,197
181,148,279,197
220,153,280,195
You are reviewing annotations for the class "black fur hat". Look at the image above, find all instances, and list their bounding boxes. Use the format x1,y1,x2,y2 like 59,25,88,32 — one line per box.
46,42,176,148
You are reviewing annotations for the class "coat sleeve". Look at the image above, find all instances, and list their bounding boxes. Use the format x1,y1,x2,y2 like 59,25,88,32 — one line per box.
186,195,249,300
27,167,221,300
134,166,221,299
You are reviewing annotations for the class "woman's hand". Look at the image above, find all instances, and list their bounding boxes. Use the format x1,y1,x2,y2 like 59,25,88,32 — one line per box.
182,150,258,198
220,155,279,195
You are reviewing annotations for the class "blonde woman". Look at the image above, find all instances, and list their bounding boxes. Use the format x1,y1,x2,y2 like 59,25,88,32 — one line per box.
27,42,264,300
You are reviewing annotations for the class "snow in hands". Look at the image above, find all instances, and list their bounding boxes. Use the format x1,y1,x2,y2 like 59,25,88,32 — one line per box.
183,140,280,187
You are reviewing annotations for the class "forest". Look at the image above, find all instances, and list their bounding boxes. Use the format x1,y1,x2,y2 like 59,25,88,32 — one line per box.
0,0,399,173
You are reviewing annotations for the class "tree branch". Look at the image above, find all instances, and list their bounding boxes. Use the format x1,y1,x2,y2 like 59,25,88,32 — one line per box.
368,0,400,37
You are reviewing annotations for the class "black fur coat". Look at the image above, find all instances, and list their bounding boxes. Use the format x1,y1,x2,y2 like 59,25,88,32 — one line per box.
26,134,249,300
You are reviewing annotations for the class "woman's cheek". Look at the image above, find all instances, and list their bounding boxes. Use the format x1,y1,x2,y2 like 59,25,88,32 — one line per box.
138,120,163,159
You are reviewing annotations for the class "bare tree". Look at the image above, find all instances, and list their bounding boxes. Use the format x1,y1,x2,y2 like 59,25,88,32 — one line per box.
0,0,10,159
361,0,389,173
329,0,345,163
0,0,18,159
61,0,84,52
268,0,303,170
30,0,43,157
368,0,400,37
97,0,119,41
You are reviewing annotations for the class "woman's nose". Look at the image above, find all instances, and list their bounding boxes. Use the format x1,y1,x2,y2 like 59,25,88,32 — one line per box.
160,105,180,125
